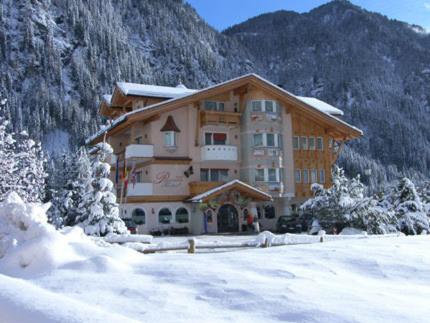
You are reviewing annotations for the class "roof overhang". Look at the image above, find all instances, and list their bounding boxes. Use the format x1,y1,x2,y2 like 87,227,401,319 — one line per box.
186,180,272,203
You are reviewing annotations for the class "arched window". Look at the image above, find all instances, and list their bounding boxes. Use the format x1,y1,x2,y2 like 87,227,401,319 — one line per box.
175,207,189,224
132,208,146,225
264,205,276,219
158,208,172,224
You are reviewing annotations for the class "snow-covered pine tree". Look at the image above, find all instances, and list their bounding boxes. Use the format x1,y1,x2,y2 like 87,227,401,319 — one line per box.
0,98,17,201
393,178,429,235
14,130,47,202
302,166,397,234
77,142,127,236
0,96,47,202
47,147,93,228
417,181,430,218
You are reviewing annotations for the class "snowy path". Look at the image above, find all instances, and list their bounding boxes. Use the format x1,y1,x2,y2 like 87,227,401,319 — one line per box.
1,235,430,322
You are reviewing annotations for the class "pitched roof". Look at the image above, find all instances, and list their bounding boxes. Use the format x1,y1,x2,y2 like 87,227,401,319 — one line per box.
116,82,197,98
87,73,362,144
186,179,272,203
296,96,344,116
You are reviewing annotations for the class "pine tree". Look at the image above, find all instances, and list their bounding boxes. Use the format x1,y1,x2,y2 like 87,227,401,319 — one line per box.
0,98,17,200
47,147,92,228
393,178,429,235
77,142,127,236
0,96,46,202
302,166,397,234
14,130,47,202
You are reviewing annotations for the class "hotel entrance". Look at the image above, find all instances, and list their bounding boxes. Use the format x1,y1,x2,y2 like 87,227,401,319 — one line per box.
217,204,239,233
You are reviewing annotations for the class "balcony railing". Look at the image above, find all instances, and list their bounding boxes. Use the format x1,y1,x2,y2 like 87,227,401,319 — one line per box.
200,110,241,126
201,145,238,161
127,183,153,197
125,144,154,159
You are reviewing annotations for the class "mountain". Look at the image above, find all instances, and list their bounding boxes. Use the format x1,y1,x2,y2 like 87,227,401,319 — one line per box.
224,0,430,184
0,0,257,153
0,0,429,187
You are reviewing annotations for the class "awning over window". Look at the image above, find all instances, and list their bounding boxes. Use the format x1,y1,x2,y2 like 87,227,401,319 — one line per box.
160,115,181,132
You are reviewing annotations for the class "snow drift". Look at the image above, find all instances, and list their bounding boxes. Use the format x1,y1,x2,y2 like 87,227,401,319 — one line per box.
0,192,94,276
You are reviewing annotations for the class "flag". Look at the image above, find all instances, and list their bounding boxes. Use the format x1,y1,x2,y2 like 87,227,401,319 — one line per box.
115,155,119,184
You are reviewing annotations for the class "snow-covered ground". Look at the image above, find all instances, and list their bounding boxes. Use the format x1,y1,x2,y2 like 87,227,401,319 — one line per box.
1,194,430,322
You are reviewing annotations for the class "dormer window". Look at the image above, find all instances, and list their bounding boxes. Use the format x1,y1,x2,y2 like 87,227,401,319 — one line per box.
160,115,180,148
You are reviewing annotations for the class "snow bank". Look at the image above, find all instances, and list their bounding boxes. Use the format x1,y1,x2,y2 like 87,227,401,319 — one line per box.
104,233,153,244
0,192,94,276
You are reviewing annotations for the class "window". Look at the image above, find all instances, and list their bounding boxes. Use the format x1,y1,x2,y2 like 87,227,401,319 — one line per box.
311,169,318,183
265,100,274,113
205,132,227,145
300,136,308,150
293,136,299,150
329,138,333,149
200,169,209,181
132,208,145,225
319,169,326,184
277,134,283,148
251,100,278,113
201,169,229,182
317,137,324,150
158,208,172,224
264,205,276,219
164,131,176,147
251,101,262,112
295,169,301,183
253,134,263,146
268,168,277,182
308,137,316,150
135,171,142,183
303,169,309,184
255,169,265,182
266,133,275,147
175,208,189,224
205,101,224,112
205,133,212,145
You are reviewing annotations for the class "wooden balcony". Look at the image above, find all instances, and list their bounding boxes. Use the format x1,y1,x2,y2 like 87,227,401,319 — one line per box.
200,110,241,126
189,181,223,196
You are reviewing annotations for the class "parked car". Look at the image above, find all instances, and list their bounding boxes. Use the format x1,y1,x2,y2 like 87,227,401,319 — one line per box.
276,215,307,233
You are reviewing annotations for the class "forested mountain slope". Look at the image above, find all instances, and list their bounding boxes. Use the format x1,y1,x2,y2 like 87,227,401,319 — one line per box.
225,0,430,183
0,0,257,152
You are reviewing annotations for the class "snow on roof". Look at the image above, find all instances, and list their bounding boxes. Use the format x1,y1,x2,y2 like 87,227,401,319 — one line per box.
296,96,344,116
102,94,112,105
116,82,198,98
187,179,272,203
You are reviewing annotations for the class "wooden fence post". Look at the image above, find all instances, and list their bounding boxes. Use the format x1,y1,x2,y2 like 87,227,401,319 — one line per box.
320,236,324,243
262,238,269,248
188,239,196,254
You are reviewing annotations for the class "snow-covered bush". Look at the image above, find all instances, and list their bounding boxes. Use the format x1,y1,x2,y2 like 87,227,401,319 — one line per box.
76,143,127,236
393,178,429,235
0,98,47,203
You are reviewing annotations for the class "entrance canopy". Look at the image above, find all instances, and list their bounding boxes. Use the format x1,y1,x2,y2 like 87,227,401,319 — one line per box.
186,180,272,204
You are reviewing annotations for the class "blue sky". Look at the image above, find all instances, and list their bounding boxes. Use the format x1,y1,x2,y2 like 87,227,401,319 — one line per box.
186,0,430,31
